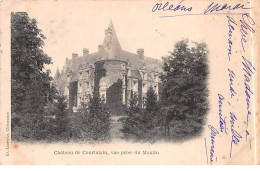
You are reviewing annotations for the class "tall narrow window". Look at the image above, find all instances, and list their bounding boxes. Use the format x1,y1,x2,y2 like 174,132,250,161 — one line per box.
86,82,89,89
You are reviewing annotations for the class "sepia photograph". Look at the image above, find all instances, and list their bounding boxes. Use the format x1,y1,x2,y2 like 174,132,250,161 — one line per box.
11,12,209,144
0,0,259,165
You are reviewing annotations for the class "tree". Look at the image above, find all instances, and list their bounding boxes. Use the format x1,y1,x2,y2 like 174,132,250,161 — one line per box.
121,92,141,139
127,91,140,114
69,91,111,142
68,97,90,141
11,12,54,141
11,12,53,112
88,95,111,141
145,86,159,113
140,87,161,141
160,39,209,140
54,92,68,112
121,90,160,142
53,92,69,141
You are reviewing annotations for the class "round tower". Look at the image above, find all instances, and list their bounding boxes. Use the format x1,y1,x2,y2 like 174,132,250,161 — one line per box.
94,59,127,115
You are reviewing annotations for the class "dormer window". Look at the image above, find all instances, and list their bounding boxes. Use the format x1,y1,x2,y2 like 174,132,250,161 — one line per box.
79,72,82,76
86,82,89,89
133,80,138,92
128,70,131,77
143,73,147,80
86,71,89,76
79,83,82,93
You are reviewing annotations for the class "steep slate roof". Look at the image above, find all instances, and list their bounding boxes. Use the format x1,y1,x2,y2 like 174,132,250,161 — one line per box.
56,21,162,84
99,20,122,60
120,50,162,72
130,70,141,79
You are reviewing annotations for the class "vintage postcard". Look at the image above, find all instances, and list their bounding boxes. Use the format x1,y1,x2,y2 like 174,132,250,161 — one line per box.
0,0,259,165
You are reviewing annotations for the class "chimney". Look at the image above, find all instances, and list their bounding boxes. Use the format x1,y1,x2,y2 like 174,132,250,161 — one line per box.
98,45,102,51
72,53,78,60
72,53,78,69
137,48,144,60
83,48,89,57
65,57,69,66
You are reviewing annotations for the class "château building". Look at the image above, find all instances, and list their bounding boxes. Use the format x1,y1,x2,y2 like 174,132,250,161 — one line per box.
53,21,162,113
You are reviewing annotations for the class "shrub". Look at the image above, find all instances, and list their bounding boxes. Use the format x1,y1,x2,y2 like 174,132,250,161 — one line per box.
69,95,111,142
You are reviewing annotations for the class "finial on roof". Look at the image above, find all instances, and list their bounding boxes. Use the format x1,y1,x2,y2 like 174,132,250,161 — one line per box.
54,67,60,80
137,48,144,60
108,19,113,29
101,20,122,59
83,48,89,57
141,63,146,70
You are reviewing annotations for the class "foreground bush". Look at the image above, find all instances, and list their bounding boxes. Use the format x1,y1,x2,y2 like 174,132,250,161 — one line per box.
12,95,111,143
121,88,160,142
69,96,111,142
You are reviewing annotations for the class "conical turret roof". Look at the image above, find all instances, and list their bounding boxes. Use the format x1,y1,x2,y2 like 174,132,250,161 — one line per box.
100,20,122,59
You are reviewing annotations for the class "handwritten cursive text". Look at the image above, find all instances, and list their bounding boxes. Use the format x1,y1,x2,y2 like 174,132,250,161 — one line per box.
208,125,219,164
204,2,252,15
152,0,192,13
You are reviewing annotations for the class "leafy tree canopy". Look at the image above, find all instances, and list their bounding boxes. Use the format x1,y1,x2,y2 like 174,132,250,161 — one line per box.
11,12,53,113
145,86,159,113
160,39,209,138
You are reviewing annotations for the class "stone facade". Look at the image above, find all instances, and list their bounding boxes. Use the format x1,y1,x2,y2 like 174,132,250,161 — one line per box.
53,21,162,112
